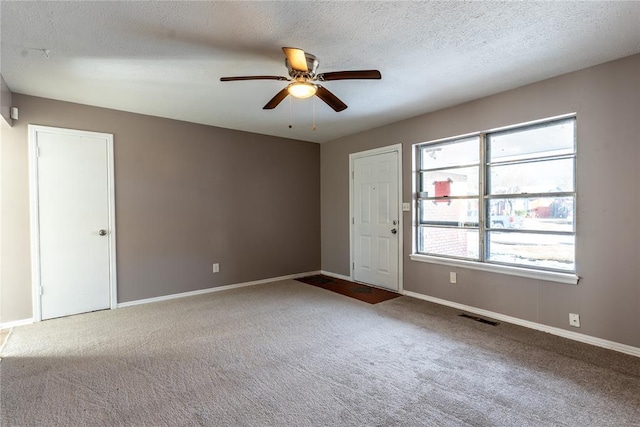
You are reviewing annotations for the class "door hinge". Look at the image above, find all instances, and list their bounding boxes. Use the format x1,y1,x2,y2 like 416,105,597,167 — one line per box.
352,217,354,224
39,286,44,296
352,171,354,179
36,146,41,157
352,262,355,270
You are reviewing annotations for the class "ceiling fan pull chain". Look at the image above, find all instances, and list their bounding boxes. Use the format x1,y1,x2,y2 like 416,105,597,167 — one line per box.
288,95,293,129
312,96,317,131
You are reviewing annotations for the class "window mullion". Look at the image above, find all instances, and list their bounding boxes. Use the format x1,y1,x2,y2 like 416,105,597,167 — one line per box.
479,133,487,263
485,191,575,200
487,152,575,167
415,146,422,251
417,162,480,173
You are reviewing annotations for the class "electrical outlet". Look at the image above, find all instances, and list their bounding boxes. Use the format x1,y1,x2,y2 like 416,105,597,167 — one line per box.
449,272,457,284
569,313,580,327
213,263,220,273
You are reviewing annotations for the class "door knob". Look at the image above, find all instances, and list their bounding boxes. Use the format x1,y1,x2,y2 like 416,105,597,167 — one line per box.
391,228,397,234
99,229,107,236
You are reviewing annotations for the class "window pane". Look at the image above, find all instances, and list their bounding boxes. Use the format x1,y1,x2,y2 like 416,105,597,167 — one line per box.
419,227,479,259
489,119,575,162
489,158,574,195
487,232,575,271
420,137,479,170
489,197,574,232
420,167,479,197
419,199,479,226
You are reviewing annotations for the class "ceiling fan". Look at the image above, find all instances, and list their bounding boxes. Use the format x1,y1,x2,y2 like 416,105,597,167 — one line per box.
220,47,381,112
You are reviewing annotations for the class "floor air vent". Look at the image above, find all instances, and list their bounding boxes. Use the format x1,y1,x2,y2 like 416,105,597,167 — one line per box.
459,313,500,326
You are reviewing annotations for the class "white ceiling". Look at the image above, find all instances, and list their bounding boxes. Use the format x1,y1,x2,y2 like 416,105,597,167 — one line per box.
2,1,639,143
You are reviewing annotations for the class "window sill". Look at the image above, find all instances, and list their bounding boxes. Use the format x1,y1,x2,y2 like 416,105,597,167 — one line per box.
409,254,579,285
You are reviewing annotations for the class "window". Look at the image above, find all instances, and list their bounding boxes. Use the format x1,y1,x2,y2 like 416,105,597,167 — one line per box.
414,117,576,276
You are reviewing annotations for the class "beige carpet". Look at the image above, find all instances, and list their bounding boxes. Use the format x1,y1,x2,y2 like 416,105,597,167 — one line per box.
1,279,639,426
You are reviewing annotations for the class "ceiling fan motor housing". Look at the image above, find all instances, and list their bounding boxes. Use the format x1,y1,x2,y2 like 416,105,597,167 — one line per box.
286,53,319,79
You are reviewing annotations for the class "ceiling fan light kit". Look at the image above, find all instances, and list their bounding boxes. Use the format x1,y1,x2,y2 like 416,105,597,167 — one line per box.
287,82,317,99
220,47,381,112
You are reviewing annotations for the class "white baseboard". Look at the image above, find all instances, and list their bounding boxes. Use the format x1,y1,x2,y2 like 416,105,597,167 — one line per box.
403,290,640,358
117,271,321,309
0,318,34,330
320,270,352,281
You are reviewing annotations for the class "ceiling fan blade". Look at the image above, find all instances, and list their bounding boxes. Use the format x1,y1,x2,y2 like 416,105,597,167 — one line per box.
316,70,382,81
315,86,348,112
282,47,308,72
220,76,288,82
263,88,290,110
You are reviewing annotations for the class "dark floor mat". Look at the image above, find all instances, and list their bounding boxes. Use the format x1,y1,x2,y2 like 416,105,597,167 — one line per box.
296,275,401,304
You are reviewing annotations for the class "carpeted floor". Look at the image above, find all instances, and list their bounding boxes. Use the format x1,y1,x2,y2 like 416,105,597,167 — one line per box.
296,274,401,304
1,279,639,426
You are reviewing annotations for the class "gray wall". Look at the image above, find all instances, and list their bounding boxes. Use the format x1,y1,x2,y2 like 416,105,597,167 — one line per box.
322,54,640,348
1,94,320,323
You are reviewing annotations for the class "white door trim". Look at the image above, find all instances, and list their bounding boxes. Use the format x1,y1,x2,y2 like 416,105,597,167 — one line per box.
28,125,118,321
349,143,403,292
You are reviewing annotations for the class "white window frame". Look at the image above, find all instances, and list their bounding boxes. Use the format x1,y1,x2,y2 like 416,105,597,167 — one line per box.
411,115,579,285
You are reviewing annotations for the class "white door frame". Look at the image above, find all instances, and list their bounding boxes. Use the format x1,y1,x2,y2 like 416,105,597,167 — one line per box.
349,143,403,292
28,125,118,322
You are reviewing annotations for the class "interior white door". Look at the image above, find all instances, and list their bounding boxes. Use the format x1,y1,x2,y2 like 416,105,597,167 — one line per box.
34,127,113,320
353,151,399,290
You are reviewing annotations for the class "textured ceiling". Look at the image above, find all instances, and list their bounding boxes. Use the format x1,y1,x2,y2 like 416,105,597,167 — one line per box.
2,1,639,143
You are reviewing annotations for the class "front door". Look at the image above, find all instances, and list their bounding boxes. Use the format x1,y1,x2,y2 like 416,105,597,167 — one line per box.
30,125,116,320
352,149,400,291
